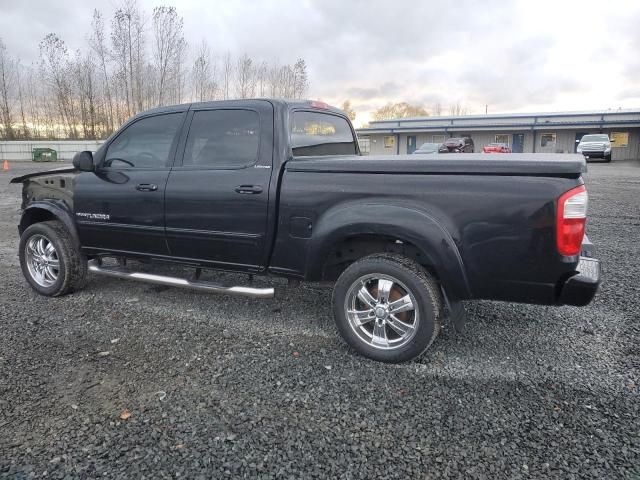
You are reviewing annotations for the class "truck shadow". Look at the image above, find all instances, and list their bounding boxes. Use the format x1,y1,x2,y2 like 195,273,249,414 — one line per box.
81,262,621,392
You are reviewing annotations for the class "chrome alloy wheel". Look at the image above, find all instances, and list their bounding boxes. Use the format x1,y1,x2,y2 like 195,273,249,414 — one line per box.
344,274,419,350
25,234,60,288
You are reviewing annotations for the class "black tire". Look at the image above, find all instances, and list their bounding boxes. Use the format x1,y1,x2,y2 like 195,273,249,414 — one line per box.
332,253,442,363
604,154,612,163
19,220,87,297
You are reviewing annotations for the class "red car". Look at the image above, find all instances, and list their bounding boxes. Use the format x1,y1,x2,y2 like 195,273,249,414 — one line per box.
482,143,512,153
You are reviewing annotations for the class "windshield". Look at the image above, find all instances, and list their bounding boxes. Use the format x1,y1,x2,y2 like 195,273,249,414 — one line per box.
581,134,609,142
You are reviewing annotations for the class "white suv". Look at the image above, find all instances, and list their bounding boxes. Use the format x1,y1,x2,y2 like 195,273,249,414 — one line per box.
576,134,613,162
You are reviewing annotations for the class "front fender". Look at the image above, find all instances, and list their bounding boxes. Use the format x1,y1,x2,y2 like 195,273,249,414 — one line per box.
305,202,471,300
19,201,80,247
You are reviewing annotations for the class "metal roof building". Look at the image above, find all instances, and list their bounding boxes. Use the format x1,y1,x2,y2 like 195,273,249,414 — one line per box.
356,109,640,161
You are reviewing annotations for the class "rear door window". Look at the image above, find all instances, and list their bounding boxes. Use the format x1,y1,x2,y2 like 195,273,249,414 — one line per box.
291,111,357,156
183,109,260,168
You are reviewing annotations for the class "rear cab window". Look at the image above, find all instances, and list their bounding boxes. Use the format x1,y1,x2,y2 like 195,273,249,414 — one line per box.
290,111,357,157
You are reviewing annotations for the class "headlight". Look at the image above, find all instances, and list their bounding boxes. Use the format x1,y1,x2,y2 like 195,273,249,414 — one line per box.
605,146,611,153
577,147,582,153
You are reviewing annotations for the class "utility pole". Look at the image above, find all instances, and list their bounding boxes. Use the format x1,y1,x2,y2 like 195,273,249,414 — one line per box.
485,104,488,115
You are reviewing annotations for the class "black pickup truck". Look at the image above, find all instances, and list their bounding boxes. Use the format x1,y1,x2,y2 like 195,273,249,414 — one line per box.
11,99,601,362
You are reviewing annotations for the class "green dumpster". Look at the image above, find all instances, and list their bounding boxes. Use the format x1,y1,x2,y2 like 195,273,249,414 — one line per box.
32,148,58,162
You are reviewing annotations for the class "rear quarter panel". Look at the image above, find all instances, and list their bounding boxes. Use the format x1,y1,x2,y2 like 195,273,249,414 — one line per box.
271,171,583,304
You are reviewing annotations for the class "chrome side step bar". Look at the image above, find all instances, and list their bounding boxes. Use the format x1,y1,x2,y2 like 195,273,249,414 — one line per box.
88,261,274,299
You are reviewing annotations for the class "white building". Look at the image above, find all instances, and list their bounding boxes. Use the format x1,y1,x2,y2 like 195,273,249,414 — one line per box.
357,109,640,161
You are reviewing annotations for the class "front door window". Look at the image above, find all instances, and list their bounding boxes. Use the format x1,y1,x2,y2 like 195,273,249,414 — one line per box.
104,113,183,169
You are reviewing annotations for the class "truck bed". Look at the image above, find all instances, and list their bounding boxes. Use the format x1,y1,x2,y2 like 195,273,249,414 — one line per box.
286,153,586,176
273,153,588,305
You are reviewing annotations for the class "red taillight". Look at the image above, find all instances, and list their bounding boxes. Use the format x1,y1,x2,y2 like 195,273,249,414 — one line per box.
556,185,588,256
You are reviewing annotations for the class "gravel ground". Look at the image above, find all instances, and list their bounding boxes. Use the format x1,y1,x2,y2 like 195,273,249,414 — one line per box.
0,162,638,479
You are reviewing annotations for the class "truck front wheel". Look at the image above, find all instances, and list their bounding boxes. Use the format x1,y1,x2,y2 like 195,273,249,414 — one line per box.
19,220,87,297
332,253,442,363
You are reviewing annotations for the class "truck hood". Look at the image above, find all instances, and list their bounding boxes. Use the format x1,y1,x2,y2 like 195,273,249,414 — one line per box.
10,166,77,184
287,153,587,176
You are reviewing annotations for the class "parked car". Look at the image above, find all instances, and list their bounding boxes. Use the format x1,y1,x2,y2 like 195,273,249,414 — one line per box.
11,99,600,363
482,143,512,153
576,134,613,162
443,137,474,152
413,142,447,154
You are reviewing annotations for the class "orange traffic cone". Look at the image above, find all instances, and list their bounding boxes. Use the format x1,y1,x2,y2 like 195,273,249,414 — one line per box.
2,160,8,172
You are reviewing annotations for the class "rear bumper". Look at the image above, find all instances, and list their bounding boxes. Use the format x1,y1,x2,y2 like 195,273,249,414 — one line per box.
460,239,601,307
558,256,601,306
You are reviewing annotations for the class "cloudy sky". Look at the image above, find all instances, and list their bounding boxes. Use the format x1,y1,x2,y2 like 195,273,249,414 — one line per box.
1,0,639,126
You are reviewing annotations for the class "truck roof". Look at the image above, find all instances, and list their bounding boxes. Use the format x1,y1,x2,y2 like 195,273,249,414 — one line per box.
132,99,345,118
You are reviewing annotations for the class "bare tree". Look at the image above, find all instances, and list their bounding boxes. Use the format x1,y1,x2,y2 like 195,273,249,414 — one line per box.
132,5,146,112
111,2,146,117
280,65,294,97
292,58,308,99
341,100,356,121
24,63,42,138
74,52,98,138
40,33,78,138
222,52,233,100
210,55,220,99
111,9,132,117
236,54,256,99
432,103,442,116
89,9,114,133
171,36,187,104
449,102,467,116
267,62,280,97
255,61,268,97
152,6,185,106
0,38,16,139
192,40,217,102
15,62,30,138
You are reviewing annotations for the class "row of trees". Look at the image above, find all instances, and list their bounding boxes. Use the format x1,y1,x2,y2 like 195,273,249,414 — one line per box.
337,100,469,125
0,3,309,140
369,101,468,121
332,101,469,124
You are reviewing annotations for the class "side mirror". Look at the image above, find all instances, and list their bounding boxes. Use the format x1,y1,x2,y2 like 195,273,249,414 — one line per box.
610,138,615,143
72,151,94,172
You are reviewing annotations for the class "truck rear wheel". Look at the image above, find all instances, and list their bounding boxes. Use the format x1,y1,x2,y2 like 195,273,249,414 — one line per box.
19,220,87,297
332,253,442,363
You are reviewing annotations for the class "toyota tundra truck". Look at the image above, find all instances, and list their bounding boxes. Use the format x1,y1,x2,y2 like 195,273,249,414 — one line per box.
576,134,613,162
11,99,601,363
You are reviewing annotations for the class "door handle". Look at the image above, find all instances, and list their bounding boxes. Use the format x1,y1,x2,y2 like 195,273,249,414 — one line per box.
136,183,158,192
234,185,263,194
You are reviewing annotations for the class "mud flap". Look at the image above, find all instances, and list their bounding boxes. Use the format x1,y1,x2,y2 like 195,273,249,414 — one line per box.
441,288,467,334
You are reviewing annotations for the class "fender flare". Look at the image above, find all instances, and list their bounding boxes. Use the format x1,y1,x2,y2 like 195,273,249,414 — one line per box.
305,202,471,300
19,201,80,247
